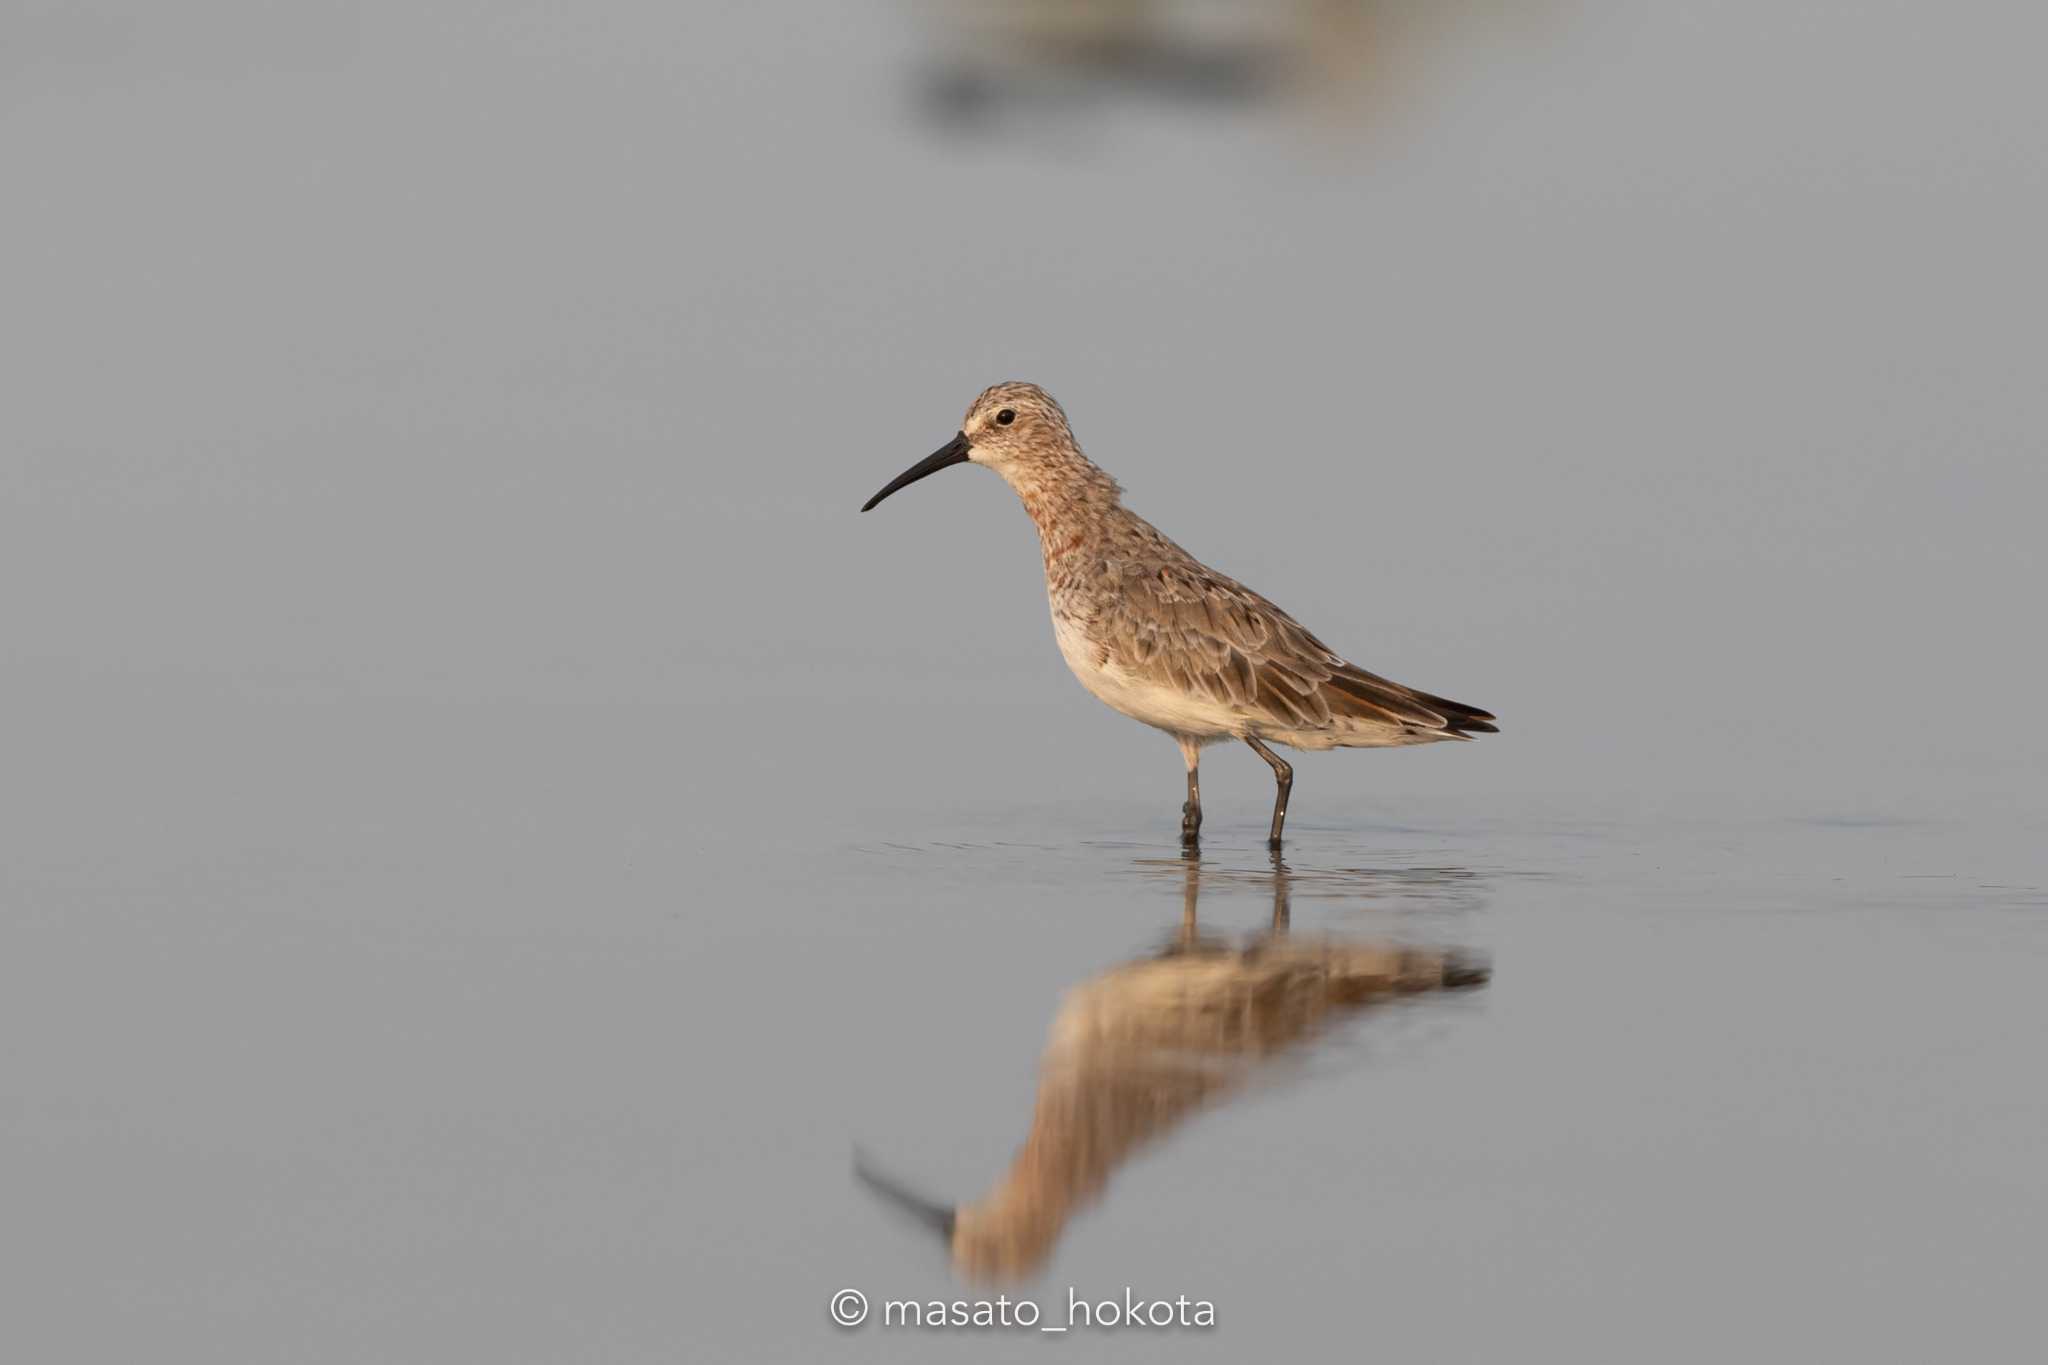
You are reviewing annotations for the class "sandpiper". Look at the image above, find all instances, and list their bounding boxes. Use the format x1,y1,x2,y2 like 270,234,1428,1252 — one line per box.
861,382,1495,848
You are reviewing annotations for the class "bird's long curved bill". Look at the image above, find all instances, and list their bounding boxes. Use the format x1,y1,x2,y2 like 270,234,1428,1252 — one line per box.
861,432,971,512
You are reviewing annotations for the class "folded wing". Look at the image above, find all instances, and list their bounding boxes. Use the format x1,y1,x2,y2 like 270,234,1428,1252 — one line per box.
1102,562,1497,739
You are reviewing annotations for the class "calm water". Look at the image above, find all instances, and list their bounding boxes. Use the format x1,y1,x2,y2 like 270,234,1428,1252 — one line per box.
10,1,2048,1359
10,708,2042,1359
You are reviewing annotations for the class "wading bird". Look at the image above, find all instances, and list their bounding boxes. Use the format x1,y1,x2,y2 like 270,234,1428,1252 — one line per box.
862,382,1495,848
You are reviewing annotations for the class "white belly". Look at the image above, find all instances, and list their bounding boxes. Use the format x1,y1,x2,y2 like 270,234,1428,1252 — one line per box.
1050,610,1243,740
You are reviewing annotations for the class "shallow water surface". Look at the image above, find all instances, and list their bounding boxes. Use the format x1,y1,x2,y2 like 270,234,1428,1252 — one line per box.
6,712,2043,1364
690,791,2047,1360
9,1,2048,1358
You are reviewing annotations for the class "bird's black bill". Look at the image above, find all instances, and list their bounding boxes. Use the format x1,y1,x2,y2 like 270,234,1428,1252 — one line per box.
861,432,971,512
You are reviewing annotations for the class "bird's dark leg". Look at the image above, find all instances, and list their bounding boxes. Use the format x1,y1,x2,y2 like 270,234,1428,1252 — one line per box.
1177,735,1203,848
1244,735,1293,850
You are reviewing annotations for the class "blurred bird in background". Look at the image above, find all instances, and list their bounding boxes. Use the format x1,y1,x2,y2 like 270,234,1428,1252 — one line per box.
910,0,1555,134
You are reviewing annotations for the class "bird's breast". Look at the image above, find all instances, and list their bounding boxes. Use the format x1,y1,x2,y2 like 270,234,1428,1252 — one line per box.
1047,597,1241,740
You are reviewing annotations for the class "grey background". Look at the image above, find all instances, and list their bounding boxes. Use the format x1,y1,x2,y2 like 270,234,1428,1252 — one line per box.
5,2,2045,1361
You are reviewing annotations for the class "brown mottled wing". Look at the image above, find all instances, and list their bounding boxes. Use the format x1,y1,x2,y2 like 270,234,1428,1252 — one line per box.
1103,562,1496,736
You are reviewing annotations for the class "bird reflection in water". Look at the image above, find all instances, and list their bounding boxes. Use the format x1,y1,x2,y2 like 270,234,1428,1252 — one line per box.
857,853,1490,1282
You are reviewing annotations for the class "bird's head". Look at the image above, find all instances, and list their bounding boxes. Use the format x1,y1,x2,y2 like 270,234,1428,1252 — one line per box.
861,381,1079,512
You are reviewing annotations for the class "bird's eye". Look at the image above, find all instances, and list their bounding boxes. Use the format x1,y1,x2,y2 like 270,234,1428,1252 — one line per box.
995,408,1016,426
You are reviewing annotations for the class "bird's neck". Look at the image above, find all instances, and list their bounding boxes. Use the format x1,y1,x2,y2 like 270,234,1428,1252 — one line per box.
1000,450,1123,550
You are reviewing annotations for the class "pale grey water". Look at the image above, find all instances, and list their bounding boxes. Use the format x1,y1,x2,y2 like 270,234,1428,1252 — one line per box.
7,1,2048,1360
9,742,2044,1359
